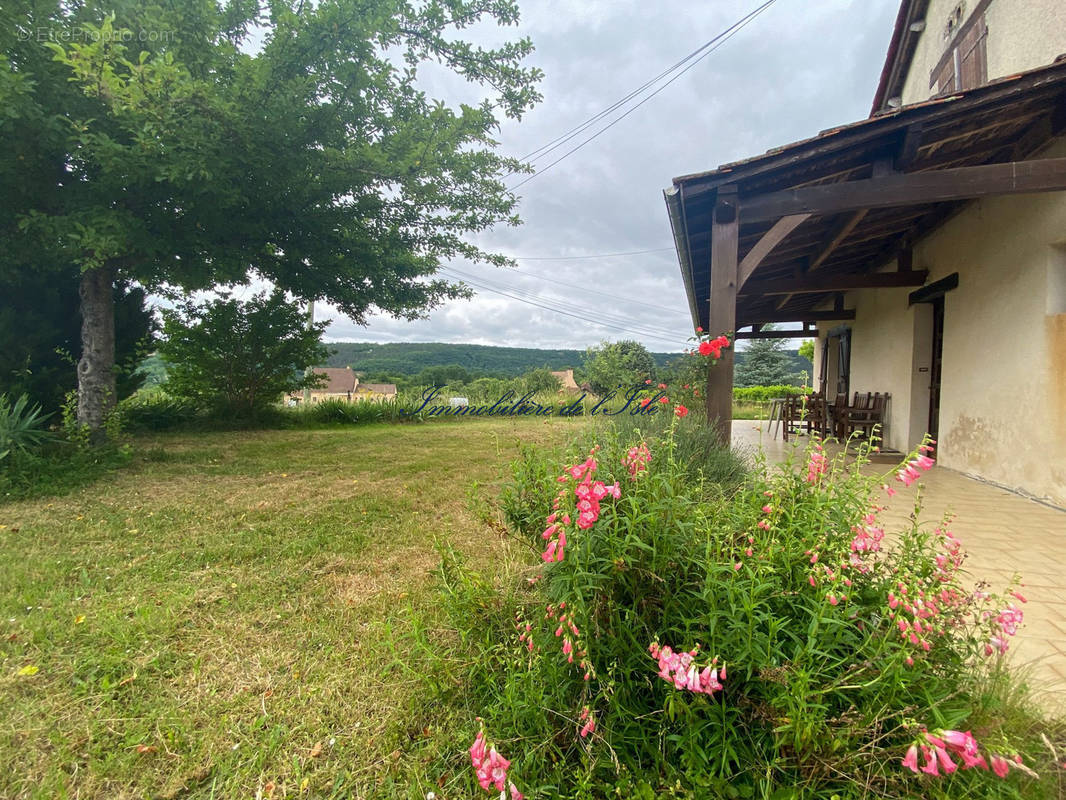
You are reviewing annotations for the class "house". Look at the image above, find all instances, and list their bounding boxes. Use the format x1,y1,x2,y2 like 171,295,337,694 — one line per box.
292,366,397,403
666,0,1066,506
305,366,358,402
354,382,398,401
551,369,582,392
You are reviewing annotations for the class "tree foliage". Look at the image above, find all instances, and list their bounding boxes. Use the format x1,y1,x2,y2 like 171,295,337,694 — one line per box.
583,340,656,396
518,366,562,395
1,0,542,429
735,330,803,388
159,291,329,418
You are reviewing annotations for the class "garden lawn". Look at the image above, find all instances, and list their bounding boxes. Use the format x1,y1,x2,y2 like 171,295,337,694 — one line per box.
0,419,574,799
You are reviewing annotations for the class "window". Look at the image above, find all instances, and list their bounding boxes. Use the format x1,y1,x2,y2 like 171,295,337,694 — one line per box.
930,11,988,93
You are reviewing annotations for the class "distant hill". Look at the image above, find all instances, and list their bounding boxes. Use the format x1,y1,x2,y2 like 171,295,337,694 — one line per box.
138,341,813,386
322,342,681,376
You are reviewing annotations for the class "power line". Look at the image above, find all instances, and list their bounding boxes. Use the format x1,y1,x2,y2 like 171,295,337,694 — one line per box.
516,23,752,166
443,265,687,337
508,0,778,191
500,266,690,317
442,269,685,344
440,269,687,348
511,246,674,261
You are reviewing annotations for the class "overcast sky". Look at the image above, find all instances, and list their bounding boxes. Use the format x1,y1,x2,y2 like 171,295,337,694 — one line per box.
319,0,900,352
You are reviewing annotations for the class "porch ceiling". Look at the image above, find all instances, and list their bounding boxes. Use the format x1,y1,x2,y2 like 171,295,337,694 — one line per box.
667,58,1066,333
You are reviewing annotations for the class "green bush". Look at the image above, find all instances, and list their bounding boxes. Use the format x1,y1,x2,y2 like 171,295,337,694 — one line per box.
118,392,203,432
430,424,1061,798
732,385,807,403
0,393,53,464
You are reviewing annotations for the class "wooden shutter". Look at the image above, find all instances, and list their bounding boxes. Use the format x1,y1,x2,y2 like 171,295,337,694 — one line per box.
957,16,988,90
933,57,956,94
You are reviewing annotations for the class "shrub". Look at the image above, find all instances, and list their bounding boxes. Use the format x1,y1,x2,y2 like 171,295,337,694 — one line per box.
158,291,329,419
0,393,53,464
732,385,808,404
118,392,202,432
433,423,1061,798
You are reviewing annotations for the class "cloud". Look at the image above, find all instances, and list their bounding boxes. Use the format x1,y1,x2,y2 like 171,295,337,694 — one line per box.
322,0,900,350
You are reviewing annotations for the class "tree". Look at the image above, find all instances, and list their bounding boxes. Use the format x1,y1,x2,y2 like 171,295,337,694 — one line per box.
159,291,329,418
735,330,802,388
518,367,561,395
2,0,541,436
583,340,656,396
0,269,155,415
797,339,815,366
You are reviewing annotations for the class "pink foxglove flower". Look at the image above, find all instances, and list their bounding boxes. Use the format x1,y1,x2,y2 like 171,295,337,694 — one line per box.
990,755,1011,778
902,744,920,773
920,746,940,776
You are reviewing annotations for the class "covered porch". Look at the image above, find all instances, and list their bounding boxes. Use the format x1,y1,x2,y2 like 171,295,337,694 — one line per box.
733,420,1066,700
665,59,1066,494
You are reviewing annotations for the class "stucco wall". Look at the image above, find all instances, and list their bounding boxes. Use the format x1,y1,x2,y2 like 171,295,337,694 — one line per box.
824,138,1066,506
900,0,1066,106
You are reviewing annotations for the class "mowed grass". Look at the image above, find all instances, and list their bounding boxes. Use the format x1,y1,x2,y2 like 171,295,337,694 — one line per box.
0,418,576,799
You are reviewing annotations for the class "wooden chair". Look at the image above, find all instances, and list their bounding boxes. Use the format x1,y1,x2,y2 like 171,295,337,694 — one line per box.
804,393,829,438
849,392,888,444
783,393,827,441
831,392,849,440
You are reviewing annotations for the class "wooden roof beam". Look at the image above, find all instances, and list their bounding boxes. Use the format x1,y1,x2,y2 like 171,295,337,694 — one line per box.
740,157,1066,222
735,326,816,340
809,209,869,272
742,269,928,296
737,213,811,288
738,308,856,325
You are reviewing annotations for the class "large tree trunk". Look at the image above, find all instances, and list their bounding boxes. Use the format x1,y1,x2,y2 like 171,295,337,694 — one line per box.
77,264,117,441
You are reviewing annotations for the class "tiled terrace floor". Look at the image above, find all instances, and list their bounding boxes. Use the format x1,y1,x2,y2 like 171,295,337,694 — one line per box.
732,421,1066,705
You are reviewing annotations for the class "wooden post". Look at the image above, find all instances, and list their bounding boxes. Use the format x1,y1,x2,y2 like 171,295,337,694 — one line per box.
707,185,739,445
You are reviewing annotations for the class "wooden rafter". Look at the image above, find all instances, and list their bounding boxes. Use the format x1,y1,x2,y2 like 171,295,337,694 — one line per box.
740,157,1066,222
738,309,856,325
737,214,811,288
742,269,928,296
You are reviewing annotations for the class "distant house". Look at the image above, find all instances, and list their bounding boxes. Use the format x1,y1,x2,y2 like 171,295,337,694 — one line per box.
354,382,398,401
292,366,397,403
551,369,581,392
305,366,357,402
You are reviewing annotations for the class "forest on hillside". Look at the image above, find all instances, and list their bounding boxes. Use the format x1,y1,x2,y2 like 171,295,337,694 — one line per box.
320,341,678,376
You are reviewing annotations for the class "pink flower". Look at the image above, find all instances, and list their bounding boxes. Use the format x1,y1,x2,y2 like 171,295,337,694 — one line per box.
541,541,557,562
509,782,523,800
990,755,1011,778
934,745,958,774
470,732,516,794
579,716,596,738
920,746,940,776
761,504,772,514
733,562,742,571
902,744,920,773
940,729,978,757
606,482,621,499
